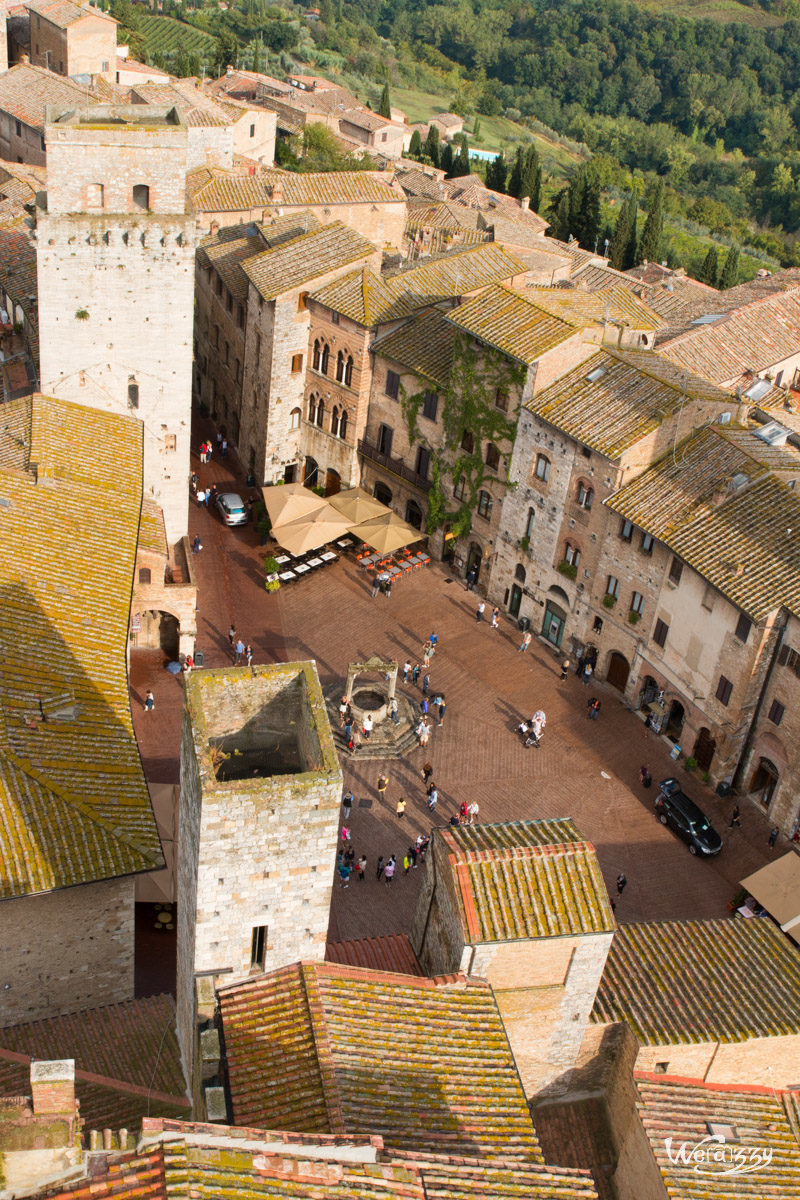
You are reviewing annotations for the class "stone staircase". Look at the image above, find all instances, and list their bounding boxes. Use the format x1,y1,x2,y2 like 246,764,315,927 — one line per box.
324,688,423,760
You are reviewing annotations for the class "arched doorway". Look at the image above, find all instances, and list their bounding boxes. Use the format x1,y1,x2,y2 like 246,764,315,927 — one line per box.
406,499,423,530
137,609,179,657
693,727,716,772
304,456,320,488
509,563,525,618
666,700,685,743
542,600,566,648
373,481,392,506
606,651,629,691
325,468,341,496
466,542,483,581
750,757,780,807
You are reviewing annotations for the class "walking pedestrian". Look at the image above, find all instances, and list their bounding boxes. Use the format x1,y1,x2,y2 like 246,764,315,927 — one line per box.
203,488,210,507
408,844,417,869
371,576,380,599
344,845,355,868
465,566,477,591
402,661,411,683
376,855,385,881
459,800,468,824
228,625,236,646
587,697,600,720
560,657,570,681
351,728,362,754
467,800,479,825
420,697,429,717
234,638,245,665
143,690,155,713
341,825,351,843
729,805,741,829
519,631,532,652
199,442,208,464
427,784,438,810
582,662,593,686
221,437,228,459
342,791,354,821
396,796,406,818
640,765,652,789
769,825,780,848
416,834,430,860
344,716,353,744
422,762,433,787
377,774,389,802
429,631,439,653
385,578,392,600
356,855,367,881
616,873,627,895
412,663,421,687
384,856,396,885
362,713,373,740
390,697,399,725
339,697,348,726
245,644,253,666
437,697,446,727
403,853,411,874
417,718,430,747
191,535,202,554
491,607,499,629
422,673,430,696
216,431,223,453
476,600,485,622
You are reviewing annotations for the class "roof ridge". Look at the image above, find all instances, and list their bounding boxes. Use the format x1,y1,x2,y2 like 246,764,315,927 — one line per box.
301,963,347,1134
0,1044,189,1108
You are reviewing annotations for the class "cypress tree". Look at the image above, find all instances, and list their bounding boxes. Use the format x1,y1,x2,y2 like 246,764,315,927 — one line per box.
441,141,454,176
508,148,524,199
609,195,633,270
622,192,639,270
472,117,481,141
520,145,541,211
719,244,740,289
638,179,664,265
409,129,422,160
699,246,718,287
424,125,440,169
452,134,470,177
546,188,570,241
487,152,506,194
378,83,391,119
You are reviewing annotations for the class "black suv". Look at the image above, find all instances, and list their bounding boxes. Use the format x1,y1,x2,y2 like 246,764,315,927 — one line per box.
655,779,723,856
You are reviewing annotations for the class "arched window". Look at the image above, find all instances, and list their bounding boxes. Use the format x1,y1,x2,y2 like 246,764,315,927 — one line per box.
486,443,500,471
406,499,423,529
127,376,139,409
308,394,317,423
87,182,104,211
133,183,150,211
477,490,492,519
331,405,340,437
289,407,301,431
344,355,353,387
316,397,325,428
312,339,321,371
577,481,594,510
374,481,392,506
525,507,535,539
336,350,345,382
514,563,526,583
339,409,348,440
320,342,329,375
461,430,475,454
454,475,467,501
138,567,151,584
535,454,550,482
564,542,581,567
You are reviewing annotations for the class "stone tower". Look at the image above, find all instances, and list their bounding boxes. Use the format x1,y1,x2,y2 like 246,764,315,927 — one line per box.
176,661,342,1095
36,105,196,543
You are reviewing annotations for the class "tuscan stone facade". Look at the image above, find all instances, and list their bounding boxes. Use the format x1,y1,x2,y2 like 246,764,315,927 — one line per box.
0,877,134,1024
37,106,196,544
176,662,342,1086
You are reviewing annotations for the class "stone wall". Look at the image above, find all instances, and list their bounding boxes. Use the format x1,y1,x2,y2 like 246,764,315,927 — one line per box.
37,213,196,544
195,199,406,247
0,877,134,1024
230,110,276,165
409,831,467,976
0,114,46,166
187,125,233,171
633,1032,800,1090
177,662,342,1086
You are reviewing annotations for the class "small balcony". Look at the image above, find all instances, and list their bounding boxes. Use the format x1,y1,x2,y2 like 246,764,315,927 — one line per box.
358,437,432,493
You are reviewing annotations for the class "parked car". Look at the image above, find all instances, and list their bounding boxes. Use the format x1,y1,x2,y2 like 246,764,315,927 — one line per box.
655,778,722,856
215,492,248,527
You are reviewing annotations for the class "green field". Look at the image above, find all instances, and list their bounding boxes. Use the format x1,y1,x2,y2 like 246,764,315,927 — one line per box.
137,14,218,61
391,85,585,181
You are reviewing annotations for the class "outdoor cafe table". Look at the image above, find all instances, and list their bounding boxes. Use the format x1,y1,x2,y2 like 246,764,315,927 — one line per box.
294,563,311,575
278,571,296,582
275,555,291,566
307,557,323,568
321,551,337,562
336,539,352,550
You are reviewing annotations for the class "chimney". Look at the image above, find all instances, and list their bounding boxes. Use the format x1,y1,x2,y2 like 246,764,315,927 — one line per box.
30,1060,75,1116
226,65,234,75
520,196,530,211
270,180,283,204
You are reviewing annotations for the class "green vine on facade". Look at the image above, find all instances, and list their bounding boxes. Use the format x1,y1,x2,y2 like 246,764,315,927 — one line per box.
401,332,525,537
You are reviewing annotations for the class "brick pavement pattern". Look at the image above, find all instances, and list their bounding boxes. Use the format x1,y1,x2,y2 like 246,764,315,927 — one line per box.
129,441,778,957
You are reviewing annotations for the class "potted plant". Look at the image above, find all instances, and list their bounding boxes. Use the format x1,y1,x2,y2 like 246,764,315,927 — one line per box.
602,593,617,608
628,610,641,625
684,755,698,771
557,560,577,580
520,535,530,552
264,555,281,592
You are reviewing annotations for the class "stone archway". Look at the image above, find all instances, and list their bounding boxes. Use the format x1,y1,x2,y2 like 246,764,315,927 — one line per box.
135,609,179,657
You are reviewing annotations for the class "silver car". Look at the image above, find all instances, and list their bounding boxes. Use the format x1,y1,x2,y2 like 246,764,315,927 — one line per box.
215,492,248,527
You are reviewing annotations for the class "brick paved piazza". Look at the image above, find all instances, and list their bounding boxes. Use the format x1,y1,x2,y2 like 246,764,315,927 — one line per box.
129,455,781,952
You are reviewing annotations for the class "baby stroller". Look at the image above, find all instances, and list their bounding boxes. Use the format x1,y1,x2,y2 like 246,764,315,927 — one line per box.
518,718,543,748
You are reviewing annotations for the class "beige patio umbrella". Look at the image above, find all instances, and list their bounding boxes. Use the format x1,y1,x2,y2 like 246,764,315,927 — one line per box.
272,505,353,555
351,511,423,553
261,483,327,528
328,486,388,524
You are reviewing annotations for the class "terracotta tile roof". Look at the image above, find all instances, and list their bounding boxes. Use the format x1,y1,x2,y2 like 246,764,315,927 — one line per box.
403,1153,599,1198
312,243,524,327
0,160,45,206
658,280,800,385
218,961,543,1163
0,395,163,899
242,221,376,299
482,212,550,249
187,166,404,214
372,308,456,386
0,62,93,128
131,82,230,127
37,1147,167,1199
635,1074,800,1198
325,933,424,976
26,0,114,27
0,994,187,1131
395,168,446,201
438,820,615,942
543,238,601,269
605,424,800,620
199,231,264,300
137,497,167,556
406,199,482,233
592,919,800,1044
524,347,731,459
0,218,38,348
448,285,577,364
